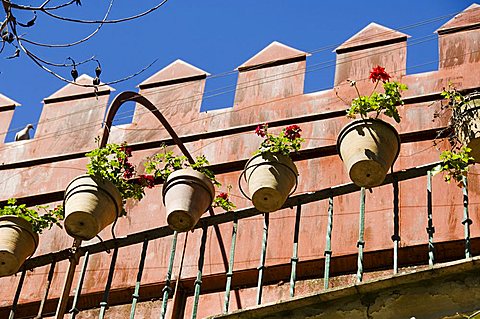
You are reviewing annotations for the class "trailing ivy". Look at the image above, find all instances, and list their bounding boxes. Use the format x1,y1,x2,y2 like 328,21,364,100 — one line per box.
432,146,474,187
0,199,64,234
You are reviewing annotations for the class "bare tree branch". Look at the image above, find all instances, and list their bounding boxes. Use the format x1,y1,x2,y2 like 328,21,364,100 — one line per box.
41,0,168,24
0,0,167,87
19,0,113,48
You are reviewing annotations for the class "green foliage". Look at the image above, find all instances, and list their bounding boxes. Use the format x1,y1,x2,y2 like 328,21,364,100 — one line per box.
144,146,221,187
432,146,474,187
212,186,236,212
86,142,148,215
254,124,304,156
441,84,465,107
347,81,407,123
0,199,64,234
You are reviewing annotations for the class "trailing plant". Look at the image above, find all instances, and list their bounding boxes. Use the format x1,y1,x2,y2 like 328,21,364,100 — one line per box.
339,65,407,123
437,84,468,147
432,146,474,187
86,141,155,215
431,86,476,187
144,146,235,209
0,199,64,234
144,148,219,186
254,124,304,156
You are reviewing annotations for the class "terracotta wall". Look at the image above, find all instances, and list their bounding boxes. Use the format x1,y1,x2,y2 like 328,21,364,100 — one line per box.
0,5,479,318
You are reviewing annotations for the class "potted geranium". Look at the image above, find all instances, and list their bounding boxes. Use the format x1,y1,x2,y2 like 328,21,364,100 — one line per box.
0,199,63,277
241,124,303,213
64,142,154,240
336,66,407,188
145,148,234,232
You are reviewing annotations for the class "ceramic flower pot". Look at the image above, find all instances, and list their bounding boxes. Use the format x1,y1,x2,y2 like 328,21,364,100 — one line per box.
243,152,298,213
337,119,400,188
163,168,215,232
0,215,39,277
64,174,122,240
454,92,480,162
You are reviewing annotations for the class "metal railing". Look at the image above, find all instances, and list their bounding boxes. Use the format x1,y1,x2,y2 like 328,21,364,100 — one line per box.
2,160,475,318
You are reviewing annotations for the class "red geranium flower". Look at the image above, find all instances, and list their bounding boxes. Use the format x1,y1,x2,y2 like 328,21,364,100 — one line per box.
369,66,391,83
217,192,229,200
123,162,134,179
285,124,302,140
139,174,155,188
120,146,133,157
255,123,268,137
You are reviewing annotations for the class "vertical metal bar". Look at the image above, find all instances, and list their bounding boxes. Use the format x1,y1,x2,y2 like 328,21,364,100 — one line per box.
191,226,208,319
98,247,119,319
462,175,472,259
55,239,82,319
36,261,56,319
289,205,302,297
160,231,178,319
8,268,26,319
70,251,90,319
224,215,238,313
356,187,366,283
129,239,149,319
426,171,435,268
392,176,400,274
256,213,269,305
324,196,334,289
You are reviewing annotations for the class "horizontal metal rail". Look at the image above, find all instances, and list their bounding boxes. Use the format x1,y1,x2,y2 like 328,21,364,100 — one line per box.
19,161,441,271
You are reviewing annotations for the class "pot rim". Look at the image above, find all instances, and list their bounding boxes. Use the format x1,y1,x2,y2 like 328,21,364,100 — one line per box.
239,152,299,202
162,168,215,204
64,174,122,219
336,118,401,161
457,91,480,116
0,215,39,248
244,152,296,171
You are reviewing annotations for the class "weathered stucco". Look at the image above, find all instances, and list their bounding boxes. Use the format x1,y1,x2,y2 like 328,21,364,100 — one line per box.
0,4,480,318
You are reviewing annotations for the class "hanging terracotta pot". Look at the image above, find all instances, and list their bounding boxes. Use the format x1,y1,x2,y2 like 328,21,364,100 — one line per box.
337,119,400,188
163,168,215,232
243,152,298,213
454,92,480,162
0,215,38,277
64,175,122,240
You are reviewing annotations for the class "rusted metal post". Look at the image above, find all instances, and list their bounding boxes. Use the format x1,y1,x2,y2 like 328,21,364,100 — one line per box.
392,176,400,274
35,260,56,319
462,175,472,259
8,268,26,319
356,188,366,283
160,232,178,319
223,214,238,313
256,213,269,305
426,171,435,268
289,205,301,297
323,196,334,289
55,239,82,319
70,251,90,319
130,239,149,319
191,226,208,319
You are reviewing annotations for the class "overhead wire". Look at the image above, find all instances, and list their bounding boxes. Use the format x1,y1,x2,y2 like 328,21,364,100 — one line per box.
1,6,471,137
0,31,439,138
0,42,477,154
2,5,466,137
0,8,478,147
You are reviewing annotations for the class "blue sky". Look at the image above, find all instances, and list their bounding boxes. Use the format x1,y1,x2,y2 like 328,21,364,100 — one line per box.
0,0,473,141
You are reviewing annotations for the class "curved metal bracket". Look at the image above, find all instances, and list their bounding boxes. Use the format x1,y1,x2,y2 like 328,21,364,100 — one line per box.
100,91,195,164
